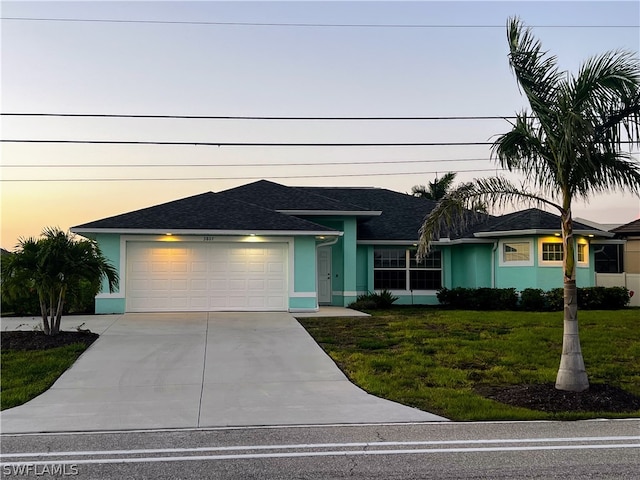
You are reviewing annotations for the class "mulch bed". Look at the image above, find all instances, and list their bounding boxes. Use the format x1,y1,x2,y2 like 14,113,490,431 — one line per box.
1,331,99,351
476,383,640,413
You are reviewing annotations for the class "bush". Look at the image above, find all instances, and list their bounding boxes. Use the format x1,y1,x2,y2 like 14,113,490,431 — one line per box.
349,289,399,310
545,288,565,311
520,288,547,311
437,286,630,311
520,286,630,311
437,287,518,310
579,286,630,310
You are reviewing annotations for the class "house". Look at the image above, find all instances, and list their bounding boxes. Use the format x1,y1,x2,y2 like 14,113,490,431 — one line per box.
71,180,613,314
593,217,640,307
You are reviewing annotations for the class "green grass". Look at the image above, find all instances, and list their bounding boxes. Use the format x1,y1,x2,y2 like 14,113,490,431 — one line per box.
298,308,640,421
1,344,89,410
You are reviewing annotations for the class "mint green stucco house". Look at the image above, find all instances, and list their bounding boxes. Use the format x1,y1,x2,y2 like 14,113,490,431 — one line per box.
71,180,612,314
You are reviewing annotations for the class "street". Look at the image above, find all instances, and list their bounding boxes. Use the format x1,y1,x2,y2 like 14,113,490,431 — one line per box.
2,420,638,479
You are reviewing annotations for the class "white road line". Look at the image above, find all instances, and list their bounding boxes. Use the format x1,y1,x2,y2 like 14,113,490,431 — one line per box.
2,436,639,459
1,443,639,467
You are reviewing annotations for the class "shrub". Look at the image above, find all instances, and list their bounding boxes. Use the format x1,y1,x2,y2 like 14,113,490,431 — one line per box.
349,289,399,310
579,286,630,310
520,288,547,311
437,287,518,310
545,288,565,311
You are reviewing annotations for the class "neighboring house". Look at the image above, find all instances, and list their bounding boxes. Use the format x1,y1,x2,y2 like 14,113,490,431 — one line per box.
71,180,613,314
594,218,640,307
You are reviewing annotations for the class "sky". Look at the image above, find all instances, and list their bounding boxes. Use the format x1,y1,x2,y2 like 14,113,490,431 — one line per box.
1,0,639,250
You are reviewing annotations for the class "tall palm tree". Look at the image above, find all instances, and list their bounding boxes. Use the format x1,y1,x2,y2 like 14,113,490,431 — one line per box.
1,227,119,336
418,17,640,392
411,172,457,200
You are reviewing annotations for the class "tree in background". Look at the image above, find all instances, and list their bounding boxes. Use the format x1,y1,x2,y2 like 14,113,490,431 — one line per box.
1,227,119,336
411,172,457,200
418,17,640,392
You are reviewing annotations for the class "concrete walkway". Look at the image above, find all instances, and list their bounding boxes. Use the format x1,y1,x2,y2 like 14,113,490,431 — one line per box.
1,313,446,433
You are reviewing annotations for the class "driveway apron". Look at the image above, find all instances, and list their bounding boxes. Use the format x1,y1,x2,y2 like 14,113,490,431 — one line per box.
1,313,446,433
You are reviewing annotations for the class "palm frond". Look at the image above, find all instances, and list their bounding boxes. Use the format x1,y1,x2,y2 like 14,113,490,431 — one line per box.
507,17,563,124
417,177,560,258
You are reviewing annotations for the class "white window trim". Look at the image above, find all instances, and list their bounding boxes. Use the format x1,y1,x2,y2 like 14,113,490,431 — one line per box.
538,237,590,268
373,249,442,291
498,239,534,267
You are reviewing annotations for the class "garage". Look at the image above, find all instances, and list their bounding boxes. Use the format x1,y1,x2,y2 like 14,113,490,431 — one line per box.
125,241,288,312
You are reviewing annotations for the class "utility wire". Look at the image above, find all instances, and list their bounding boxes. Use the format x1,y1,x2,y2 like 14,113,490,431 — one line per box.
2,158,492,168
0,112,514,121
2,17,637,28
1,139,495,147
0,168,506,183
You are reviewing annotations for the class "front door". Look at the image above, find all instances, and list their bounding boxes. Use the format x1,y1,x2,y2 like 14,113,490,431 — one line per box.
317,246,332,305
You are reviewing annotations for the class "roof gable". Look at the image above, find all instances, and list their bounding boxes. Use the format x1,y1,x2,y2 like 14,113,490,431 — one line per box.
470,208,610,237
72,192,336,233
300,187,440,241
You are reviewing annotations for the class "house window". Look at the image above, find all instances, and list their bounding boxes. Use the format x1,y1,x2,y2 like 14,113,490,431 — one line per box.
499,240,534,266
503,242,530,262
374,249,441,290
542,242,563,262
594,244,624,273
577,243,586,263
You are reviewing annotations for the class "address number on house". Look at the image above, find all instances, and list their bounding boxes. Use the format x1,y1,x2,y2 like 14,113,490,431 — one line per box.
203,236,216,242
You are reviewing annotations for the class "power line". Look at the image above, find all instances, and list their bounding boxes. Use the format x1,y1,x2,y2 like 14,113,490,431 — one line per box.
3,139,636,147
0,112,514,121
0,139,495,147
2,158,492,168
2,17,637,28
0,168,506,183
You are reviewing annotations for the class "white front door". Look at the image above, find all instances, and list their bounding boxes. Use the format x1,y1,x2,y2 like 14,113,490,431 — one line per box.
317,246,332,305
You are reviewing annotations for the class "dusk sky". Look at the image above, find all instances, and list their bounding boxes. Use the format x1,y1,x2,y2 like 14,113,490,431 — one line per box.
2,1,639,250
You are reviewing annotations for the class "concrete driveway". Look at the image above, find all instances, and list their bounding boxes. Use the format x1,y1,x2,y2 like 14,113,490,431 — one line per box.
1,312,446,433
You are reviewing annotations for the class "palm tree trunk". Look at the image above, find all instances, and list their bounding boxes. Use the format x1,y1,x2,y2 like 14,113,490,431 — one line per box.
52,285,66,335
555,209,589,392
39,293,51,336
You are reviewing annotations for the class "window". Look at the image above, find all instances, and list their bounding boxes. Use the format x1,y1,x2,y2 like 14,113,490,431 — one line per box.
503,242,530,262
374,249,441,290
540,240,588,266
499,240,533,266
542,242,563,261
594,244,624,273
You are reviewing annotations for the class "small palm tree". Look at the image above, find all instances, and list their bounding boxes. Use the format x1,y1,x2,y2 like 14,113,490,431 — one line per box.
418,17,640,392
1,227,119,336
411,172,457,200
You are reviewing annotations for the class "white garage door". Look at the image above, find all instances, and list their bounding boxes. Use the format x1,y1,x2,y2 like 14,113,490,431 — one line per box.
126,242,288,312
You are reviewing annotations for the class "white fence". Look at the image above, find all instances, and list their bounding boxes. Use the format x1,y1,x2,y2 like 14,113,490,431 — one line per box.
595,273,640,307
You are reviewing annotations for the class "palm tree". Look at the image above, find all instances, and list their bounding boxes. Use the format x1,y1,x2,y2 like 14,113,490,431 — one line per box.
1,227,119,336
411,172,457,200
418,17,640,392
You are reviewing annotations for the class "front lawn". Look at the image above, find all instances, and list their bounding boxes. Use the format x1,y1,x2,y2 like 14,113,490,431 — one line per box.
298,309,640,421
1,331,98,410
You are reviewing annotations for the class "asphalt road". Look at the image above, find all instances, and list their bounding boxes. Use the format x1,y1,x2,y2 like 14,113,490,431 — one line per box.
2,420,638,479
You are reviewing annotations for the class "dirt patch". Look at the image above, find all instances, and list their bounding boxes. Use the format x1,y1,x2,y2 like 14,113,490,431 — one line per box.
477,383,640,413
1,331,99,351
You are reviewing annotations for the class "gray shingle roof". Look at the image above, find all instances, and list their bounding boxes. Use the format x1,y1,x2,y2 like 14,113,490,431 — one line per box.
469,208,604,236
71,180,612,241
300,187,440,241
219,180,371,212
72,192,335,233
611,218,640,235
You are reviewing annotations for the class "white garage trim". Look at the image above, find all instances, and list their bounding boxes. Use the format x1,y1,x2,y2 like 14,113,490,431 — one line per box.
122,236,291,312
